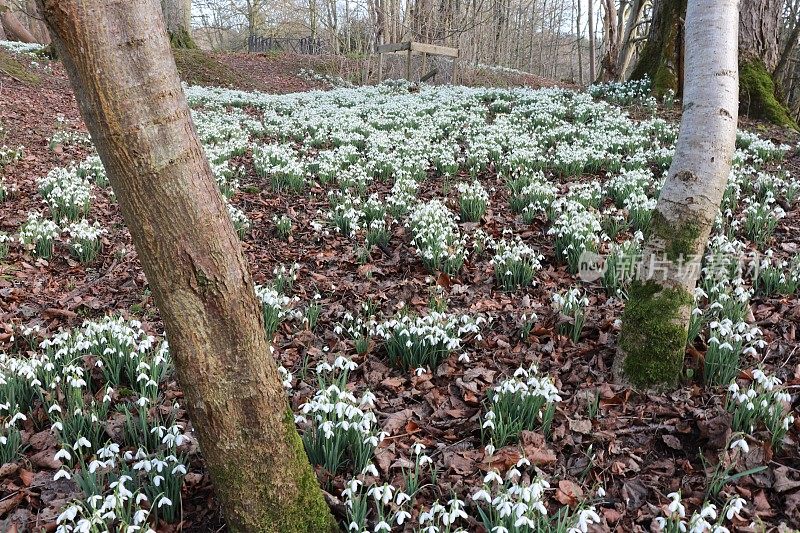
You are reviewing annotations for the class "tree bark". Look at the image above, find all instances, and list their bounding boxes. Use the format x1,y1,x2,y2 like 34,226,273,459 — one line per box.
588,0,596,82
35,1,338,531
161,0,196,47
738,0,797,127
631,0,796,127
615,0,738,389
614,0,644,80
628,0,685,96
599,0,618,81
25,0,51,44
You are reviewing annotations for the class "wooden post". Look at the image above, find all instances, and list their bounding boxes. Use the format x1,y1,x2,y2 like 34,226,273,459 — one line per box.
452,56,459,85
420,52,427,82
378,51,383,83
406,48,412,81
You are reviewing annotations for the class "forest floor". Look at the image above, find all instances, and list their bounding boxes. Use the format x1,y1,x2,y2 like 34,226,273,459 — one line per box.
1,47,800,533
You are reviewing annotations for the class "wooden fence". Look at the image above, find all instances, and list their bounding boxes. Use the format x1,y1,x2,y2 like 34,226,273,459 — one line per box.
248,35,327,54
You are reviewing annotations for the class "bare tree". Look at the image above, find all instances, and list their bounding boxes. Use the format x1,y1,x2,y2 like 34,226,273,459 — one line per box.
35,0,338,530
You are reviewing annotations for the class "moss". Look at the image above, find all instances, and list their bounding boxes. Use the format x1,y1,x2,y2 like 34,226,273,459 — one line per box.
740,59,798,130
650,210,701,262
211,408,338,533
268,408,339,533
619,280,693,388
0,50,40,84
168,28,198,49
172,49,243,88
630,0,686,96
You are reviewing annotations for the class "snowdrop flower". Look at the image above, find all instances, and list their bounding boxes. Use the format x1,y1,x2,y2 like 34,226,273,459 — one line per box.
725,497,746,520
54,468,71,481
730,438,749,454
484,471,503,485
396,510,411,525
667,492,686,518
54,448,72,462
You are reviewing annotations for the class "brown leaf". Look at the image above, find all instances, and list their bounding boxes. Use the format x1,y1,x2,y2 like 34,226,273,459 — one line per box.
661,434,682,450
18,468,34,487
0,492,24,515
556,479,583,507
774,466,800,493
568,418,592,434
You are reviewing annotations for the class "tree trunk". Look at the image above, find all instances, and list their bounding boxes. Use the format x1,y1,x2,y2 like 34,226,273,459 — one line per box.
774,9,800,82
615,0,738,389
162,0,196,48
588,0,596,82
739,0,797,127
628,0,685,96
0,1,38,43
632,0,796,127
25,0,51,44
35,1,338,531
615,0,643,80
599,0,618,80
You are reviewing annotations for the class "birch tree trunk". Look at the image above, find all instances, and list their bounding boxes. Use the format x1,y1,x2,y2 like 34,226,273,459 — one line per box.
615,0,738,388
35,0,338,531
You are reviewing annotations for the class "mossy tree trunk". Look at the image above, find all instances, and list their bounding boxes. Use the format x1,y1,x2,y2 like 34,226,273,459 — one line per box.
739,0,798,127
616,0,738,389
35,1,338,531
162,0,196,48
628,0,686,96
631,0,796,127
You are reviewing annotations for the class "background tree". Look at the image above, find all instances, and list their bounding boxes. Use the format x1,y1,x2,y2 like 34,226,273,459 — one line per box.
162,0,196,47
0,0,37,42
615,0,739,388
631,0,796,127
34,0,338,531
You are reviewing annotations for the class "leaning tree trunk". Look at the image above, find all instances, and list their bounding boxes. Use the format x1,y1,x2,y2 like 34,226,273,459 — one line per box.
614,0,644,81
36,1,338,531
615,0,738,388
632,0,796,127
0,1,38,43
161,0,196,48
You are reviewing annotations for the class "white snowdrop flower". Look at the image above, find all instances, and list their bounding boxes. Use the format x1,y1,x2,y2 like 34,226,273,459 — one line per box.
726,497,746,520
483,471,503,485
362,464,379,477
730,438,749,454
53,468,71,481
472,489,492,503
158,496,173,508
54,448,72,462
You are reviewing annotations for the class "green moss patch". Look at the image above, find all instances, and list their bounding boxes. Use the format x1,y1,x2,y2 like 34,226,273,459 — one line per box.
169,28,198,50
650,210,701,262
619,280,693,389
740,60,798,130
173,49,244,88
0,50,40,84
